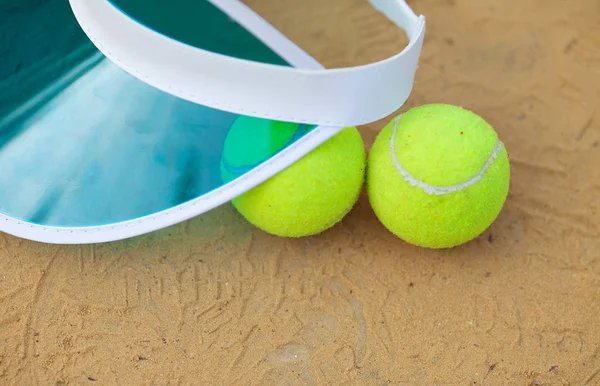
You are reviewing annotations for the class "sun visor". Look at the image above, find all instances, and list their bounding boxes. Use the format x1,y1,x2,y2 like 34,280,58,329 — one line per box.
0,0,425,244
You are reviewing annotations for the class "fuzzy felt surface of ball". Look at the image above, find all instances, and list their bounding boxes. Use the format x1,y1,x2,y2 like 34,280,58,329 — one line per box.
222,117,366,237
367,104,510,248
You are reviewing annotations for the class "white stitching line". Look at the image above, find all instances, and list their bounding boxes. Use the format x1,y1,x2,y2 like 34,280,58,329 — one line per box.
389,115,503,196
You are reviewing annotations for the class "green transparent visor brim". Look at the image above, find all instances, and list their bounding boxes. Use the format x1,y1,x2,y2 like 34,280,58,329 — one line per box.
0,0,314,228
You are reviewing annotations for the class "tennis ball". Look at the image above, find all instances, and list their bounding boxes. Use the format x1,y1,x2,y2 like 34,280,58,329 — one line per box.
367,104,510,249
221,116,366,237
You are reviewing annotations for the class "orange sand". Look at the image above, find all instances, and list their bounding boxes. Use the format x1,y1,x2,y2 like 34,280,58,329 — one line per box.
1,0,599,384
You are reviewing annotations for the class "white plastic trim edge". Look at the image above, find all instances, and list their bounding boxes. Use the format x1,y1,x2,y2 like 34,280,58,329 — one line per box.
68,0,426,127
0,127,342,245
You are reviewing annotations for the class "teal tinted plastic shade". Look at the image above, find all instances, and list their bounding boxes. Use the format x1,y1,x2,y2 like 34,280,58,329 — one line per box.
109,0,289,64
0,0,303,227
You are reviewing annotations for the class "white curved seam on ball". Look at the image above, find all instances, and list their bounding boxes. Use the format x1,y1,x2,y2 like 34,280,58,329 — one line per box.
389,114,503,196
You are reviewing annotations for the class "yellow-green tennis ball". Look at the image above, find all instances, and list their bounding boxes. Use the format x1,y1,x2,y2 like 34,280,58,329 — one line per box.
367,104,510,249
229,126,366,237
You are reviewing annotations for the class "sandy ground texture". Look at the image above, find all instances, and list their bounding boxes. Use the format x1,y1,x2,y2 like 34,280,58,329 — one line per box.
2,0,600,384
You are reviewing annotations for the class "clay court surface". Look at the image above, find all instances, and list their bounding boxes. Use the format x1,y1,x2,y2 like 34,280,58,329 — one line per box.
1,0,599,384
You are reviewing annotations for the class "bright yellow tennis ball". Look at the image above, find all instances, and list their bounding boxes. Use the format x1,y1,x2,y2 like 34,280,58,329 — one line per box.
367,104,510,248
230,125,366,237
